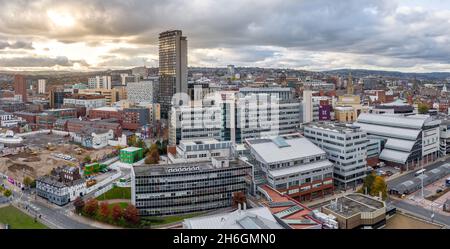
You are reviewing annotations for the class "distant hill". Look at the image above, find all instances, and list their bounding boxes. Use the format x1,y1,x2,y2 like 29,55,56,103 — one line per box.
322,69,450,81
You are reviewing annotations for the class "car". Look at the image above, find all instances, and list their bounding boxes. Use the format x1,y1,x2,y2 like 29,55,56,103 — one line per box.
385,171,393,176
436,189,443,194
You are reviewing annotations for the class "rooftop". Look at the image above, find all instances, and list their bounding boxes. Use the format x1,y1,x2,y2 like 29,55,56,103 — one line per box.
305,122,363,134
121,147,142,152
183,206,283,229
322,193,385,218
133,159,250,176
246,134,326,164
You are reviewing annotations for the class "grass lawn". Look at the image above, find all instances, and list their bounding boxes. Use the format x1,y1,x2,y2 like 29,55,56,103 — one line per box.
107,202,129,210
96,187,131,201
0,205,48,229
141,212,204,226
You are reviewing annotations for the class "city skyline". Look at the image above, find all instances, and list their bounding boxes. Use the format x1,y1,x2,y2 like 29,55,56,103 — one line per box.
0,0,450,73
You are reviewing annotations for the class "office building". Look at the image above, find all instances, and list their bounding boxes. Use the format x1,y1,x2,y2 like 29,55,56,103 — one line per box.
302,90,313,123
245,134,334,202
88,76,112,90
355,113,441,169
14,75,27,102
38,79,46,94
168,139,231,163
79,87,127,106
63,94,106,110
440,119,450,156
304,122,368,189
127,81,155,103
159,30,187,118
49,88,65,108
131,157,253,216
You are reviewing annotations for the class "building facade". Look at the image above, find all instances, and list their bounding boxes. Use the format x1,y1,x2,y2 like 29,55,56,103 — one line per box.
131,158,253,216
159,30,188,118
304,122,368,189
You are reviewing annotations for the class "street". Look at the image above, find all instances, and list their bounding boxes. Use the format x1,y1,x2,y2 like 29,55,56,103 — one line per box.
390,198,450,227
387,156,450,189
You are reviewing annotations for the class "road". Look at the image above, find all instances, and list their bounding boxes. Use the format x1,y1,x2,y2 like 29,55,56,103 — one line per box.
10,188,95,229
389,198,450,227
387,156,450,189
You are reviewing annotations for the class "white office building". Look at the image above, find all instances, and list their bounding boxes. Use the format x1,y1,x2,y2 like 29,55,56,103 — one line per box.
126,81,156,103
38,79,46,94
355,113,441,169
244,133,334,202
304,122,368,189
88,76,112,90
168,139,231,163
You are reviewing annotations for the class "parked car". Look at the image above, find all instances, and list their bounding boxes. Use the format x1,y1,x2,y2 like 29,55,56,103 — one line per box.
436,189,443,194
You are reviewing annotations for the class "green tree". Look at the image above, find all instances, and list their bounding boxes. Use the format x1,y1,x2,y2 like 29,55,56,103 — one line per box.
83,155,91,163
359,172,376,194
23,177,33,188
371,176,388,200
418,103,429,114
3,189,12,197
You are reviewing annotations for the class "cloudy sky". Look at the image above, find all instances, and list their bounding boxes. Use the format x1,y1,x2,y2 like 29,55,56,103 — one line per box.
0,0,450,72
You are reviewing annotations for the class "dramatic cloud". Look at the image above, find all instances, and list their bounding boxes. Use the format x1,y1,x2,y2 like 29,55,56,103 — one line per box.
0,0,449,72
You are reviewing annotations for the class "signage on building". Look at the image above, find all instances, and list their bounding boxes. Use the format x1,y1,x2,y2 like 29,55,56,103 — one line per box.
167,166,200,173
319,105,331,120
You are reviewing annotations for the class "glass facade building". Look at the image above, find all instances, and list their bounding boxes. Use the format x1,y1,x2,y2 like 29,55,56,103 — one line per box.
159,30,187,119
131,159,253,216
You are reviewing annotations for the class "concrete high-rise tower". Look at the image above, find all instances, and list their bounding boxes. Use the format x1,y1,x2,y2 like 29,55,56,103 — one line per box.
159,30,188,119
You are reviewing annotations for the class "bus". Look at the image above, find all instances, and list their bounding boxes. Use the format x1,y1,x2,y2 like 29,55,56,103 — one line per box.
415,169,426,176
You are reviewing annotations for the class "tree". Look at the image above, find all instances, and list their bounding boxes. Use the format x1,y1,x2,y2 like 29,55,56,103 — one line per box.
74,197,85,214
123,205,140,225
83,198,99,216
23,177,33,188
128,135,137,147
111,204,123,222
145,144,160,164
371,176,388,200
3,189,12,197
418,103,429,114
232,191,246,207
359,172,376,194
99,202,110,220
83,155,91,163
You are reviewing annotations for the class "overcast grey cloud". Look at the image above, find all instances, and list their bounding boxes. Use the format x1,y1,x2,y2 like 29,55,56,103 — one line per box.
0,0,449,71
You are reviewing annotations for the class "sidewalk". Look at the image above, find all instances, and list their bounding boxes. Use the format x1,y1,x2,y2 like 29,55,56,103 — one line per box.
67,211,122,229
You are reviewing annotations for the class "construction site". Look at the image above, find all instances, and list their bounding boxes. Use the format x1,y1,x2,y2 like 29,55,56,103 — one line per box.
0,132,116,183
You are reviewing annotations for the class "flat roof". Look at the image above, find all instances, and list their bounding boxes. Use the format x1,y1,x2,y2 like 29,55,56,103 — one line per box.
305,122,363,134
121,147,142,152
133,159,250,176
247,134,326,164
322,193,385,218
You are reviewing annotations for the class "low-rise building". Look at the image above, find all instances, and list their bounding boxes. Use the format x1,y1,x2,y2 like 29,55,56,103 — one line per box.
321,193,386,229
120,147,144,164
36,166,86,206
168,139,231,163
183,206,283,229
72,128,114,149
